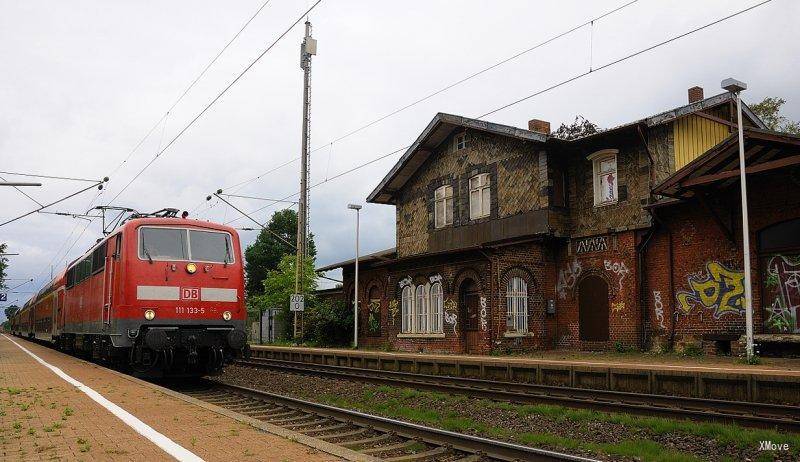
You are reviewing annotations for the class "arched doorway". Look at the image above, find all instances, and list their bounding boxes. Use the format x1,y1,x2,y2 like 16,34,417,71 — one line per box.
578,275,609,341
759,218,800,334
459,278,481,353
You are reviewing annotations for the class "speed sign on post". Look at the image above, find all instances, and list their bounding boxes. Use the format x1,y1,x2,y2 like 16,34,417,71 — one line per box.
289,294,305,312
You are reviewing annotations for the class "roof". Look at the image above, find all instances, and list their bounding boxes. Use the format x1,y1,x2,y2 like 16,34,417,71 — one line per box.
367,93,767,204
316,247,397,272
366,113,546,204
653,127,800,200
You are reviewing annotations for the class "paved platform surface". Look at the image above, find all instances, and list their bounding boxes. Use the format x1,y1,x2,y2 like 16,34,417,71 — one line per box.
0,335,337,461
252,344,800,377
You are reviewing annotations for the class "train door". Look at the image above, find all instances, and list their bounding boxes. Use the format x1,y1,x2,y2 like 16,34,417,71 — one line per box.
53,288,65,337
102,234,121,328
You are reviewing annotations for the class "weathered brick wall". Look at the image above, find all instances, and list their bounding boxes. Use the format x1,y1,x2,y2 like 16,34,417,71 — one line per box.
647,123,675,185
553,231,641,350
395,130,547,258
645,169,800,347
567,136,652,238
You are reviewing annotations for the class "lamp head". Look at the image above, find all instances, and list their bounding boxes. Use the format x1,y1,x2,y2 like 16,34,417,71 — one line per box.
347,203,362,210
721,78,747,93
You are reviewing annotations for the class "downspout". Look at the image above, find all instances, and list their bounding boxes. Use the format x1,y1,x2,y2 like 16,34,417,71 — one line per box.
652,209,677,350
636,227,656,350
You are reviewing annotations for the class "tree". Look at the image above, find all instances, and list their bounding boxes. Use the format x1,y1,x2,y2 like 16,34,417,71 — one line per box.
250,254,318,338
749,97,800,134
552,115,600,140
244,209,316,298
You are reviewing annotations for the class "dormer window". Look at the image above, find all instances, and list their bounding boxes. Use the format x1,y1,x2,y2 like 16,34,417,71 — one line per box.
469,173,491,219
454,133,469,151
434,185,453,228
589,149,618,206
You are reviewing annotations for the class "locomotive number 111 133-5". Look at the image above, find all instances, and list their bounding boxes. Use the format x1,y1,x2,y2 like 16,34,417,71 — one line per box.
175,306,205,315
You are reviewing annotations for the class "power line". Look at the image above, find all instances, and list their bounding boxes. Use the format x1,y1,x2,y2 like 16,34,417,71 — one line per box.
0,180,107,228
223,0,773,225
218,0,640,193
106,0,323,207
105,0,276,182
0,171,103,183
0,175,42,207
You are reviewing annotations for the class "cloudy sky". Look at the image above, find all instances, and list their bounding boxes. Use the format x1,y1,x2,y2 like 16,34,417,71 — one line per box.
1,0,798,317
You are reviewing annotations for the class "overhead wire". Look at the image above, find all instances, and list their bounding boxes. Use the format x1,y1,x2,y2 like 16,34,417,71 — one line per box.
106,0,323,207
223,0,773,225
217,0,641,194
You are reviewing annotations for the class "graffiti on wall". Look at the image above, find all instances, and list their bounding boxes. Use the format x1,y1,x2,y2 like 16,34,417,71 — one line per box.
388,299,399,325
479,296,488,331
676,261,745,319
575,236,608,254
444,299,458,335
764,255,800,333
430,274,442,284
611,301,625,313
398,276,412,288
557,259,582,299
367,300,381,335
604,260,629,292
653,291,666,330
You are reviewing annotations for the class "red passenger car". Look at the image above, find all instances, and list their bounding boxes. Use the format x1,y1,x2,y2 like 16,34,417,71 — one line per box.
11,210,247,376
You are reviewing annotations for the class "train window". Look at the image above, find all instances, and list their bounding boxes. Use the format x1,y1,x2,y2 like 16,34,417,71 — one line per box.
189,230,234,263
66,267,75,289
92,241,107,274
139,227,189,261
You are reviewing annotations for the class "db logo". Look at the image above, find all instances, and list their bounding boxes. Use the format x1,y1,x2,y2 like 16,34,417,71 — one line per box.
181,288,200,300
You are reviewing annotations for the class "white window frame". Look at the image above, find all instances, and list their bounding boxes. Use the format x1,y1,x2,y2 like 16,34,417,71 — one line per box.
415,284,429,333
506,276,528,333
469,173,491,220
454,132,469,151
429,282,443,333
401,285,413,333
434,185,454,228
588,149,619,207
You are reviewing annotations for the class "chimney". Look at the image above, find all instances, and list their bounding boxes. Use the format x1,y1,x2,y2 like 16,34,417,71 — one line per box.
688,86,704,103
528,119,550,135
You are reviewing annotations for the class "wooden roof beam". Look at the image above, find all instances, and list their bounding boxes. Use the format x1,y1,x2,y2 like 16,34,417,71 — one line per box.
681,153,800,188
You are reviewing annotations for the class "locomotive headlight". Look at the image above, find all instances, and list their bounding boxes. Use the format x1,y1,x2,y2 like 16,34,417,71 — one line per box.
186,263,197,274
222,311,232,321
144,309,156,321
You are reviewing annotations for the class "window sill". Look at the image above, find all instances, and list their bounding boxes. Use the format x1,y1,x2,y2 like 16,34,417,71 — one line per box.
503,331,533,338
397,333,446,339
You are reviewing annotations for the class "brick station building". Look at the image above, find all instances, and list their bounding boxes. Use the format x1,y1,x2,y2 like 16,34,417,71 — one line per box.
319,87,800,355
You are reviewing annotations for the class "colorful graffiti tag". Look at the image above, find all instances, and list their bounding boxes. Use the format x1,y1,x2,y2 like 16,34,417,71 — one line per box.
763,255,800,333
676,262,745,318
367,300,381,335
557,259,582,300
444,299,458,335
388,299,399,325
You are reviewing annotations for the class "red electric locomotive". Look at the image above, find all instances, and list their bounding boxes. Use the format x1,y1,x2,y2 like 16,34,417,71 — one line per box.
10,209,247,376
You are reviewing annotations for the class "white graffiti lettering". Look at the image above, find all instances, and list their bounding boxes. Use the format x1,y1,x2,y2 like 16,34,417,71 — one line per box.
429,274,442,284
398,276,413,288
575,236,608,254
653,291,666,330
604,260,629,292
479,296,488,331
557,259,582,300
444,309,458,335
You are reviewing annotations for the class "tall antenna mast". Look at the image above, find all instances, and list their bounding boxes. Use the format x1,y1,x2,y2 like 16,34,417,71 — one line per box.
294,20,316,338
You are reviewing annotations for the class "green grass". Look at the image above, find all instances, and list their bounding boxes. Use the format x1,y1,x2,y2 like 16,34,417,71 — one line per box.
311,384,799,460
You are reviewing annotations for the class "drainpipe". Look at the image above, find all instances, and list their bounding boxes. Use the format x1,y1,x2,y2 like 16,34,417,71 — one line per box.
636,227,656,350
652,209,677,350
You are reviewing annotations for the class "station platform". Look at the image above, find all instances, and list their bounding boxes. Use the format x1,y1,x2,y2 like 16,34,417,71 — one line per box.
250,344,800,405
0,335,338,461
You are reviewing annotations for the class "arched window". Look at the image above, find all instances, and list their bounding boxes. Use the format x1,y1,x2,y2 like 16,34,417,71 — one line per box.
429,282,443,333
401,285,413,333
415,284,428,333
506,276,528,333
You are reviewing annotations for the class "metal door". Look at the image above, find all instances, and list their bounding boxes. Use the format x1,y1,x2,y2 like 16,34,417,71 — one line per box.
578,276,609,341
102,234,121,327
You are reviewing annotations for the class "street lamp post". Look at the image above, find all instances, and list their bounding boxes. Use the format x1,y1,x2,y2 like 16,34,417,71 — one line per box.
347,203,362,348
721,77,754,361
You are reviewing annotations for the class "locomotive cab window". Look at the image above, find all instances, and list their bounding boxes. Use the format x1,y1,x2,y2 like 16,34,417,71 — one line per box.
138,227,233,263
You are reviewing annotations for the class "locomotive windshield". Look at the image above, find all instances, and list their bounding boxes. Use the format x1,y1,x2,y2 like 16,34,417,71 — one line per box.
139,227,233,263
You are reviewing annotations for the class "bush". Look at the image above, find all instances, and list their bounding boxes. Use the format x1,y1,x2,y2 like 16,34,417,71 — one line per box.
302,299,353,347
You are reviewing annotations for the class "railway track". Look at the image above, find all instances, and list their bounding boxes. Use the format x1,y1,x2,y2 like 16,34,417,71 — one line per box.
234,357,800,432
177,381,595,462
